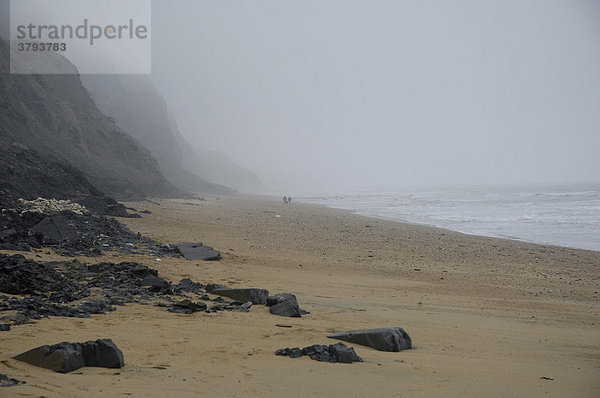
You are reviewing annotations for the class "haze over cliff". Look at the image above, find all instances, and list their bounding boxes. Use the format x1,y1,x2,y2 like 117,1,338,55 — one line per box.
0,1,262,203
81,75,261,193
0,37,176,202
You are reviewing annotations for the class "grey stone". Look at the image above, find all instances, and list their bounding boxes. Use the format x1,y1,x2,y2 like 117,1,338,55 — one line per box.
267,293,308,317
140,276,170,293
31,215,79,242
175,242,221,261
175,278,204,293
0,373,24,387
267,293,299,307
14,339,124,373
168,299,207,314
328,328,412,352
211,288,269,304
270,300,302,317
0,228,16,240
205,283,229,293
276,343,362,363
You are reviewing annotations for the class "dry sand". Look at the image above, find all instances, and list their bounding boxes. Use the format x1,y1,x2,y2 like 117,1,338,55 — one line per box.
1,195,599,397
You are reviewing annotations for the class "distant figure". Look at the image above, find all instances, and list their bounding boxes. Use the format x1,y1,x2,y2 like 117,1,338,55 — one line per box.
288,196,292,204
283,196,288,204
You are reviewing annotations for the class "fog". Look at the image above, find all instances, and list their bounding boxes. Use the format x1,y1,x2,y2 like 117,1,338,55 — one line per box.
7,1,599,194
149,0,600,194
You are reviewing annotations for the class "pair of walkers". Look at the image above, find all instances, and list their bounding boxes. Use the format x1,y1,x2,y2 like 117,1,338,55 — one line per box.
283,196,293,205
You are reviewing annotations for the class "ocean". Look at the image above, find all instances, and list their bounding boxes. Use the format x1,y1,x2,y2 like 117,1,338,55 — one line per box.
297,185,600,252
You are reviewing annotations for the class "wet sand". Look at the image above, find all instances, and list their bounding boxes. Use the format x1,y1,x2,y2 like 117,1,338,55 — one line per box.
1,195,599,397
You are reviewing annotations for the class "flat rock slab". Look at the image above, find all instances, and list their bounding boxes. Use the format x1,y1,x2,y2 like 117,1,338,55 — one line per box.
211,288,269,304
168,299,208,314
328,328,412,352
175,242,221,261
13,339,124,373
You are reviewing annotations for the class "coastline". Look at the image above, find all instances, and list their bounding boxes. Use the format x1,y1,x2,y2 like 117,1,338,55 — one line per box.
1,195,598,397
295,188,600,252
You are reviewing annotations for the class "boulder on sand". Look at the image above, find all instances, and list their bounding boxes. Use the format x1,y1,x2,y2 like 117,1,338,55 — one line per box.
327,328,412,352
276,343,362,363
13,339,124,373
211,288,269,304
266,293,309,317
175,242,221,261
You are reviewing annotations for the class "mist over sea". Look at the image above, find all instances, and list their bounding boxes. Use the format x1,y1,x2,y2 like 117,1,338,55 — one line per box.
298,185,600,251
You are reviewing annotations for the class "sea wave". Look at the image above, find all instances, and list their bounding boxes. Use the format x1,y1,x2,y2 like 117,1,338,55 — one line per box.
298,185,600,251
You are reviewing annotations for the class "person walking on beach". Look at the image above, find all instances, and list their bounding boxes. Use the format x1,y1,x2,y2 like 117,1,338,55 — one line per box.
288,196,292,204
283,196,288,204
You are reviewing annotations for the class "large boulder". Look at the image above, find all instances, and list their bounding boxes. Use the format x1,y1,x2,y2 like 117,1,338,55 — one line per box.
327,328,412,352
267,293,309,317
175,242,221,261
31,214,79,242
211,288,269,304
14,339,124,373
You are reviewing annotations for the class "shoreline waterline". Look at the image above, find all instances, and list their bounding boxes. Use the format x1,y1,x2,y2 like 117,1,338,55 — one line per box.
296,185,600,252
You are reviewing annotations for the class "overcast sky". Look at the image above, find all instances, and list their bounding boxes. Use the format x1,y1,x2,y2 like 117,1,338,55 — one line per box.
148,0,600,193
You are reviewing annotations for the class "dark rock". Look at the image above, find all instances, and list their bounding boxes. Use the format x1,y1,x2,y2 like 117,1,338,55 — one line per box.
14,338,124,373
328,343,362,363
31,214,80,242
276,347,302,358
168,299,207,314
212,288,269,305
78,299,115,314
0,254,86,297
328,328,412,352
0,253,248,325
76,196,133,218
140,210,152,214
267,293,308,317
175,278,204,293
205,283,229,293
1,295,90,320
276,343,362,363
141,276,171,293
0,314,30,325
266,293,298,307
175,242,221,261
0,323,10,331
212,296,230,303
0,373,24,387
0,228,16,240
270,300,302,317
0,206,175,258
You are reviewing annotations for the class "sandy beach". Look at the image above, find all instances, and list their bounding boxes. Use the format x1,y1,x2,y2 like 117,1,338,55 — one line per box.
1,195,599,397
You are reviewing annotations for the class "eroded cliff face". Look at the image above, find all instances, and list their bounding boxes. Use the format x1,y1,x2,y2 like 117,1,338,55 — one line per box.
82,74,260,194
0,37,176,200
81,74,236,195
